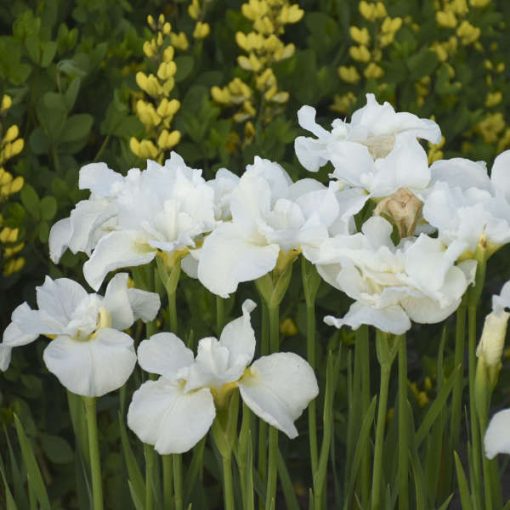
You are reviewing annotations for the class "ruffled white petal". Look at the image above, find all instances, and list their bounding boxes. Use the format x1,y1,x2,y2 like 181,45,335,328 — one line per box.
0,345,12,371
83,230,155,291
325,302,412,335
127,378,215,454
137,333,194,379
127,288,161,322
49,218,71,263
43,329,136,397
239,352,319,439
484,409,510,459
197,223,279,297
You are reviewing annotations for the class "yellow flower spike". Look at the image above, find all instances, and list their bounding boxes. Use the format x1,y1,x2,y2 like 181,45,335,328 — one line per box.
436,10,457,28
281,4,304,24
4,242,24,257
236,32,264,52
359,1,376,20
349,45,371,63
242,0,268,21
350,26,370,46
255,17,276,36
5,139,24,159
0,227,18,243
188,0,201,20
157,129,181,150
3,125,19,144
452,0,468,14
238,54,262,72
157,61,177,81
470,0,490,6
162,78,176,96
9,176,23,194
364,62,384,79
330,92,356,114
162,22,172,35
457,20,480,45
211,86,232,104
280,318,298,336
485,91,502,108
269,91,289,103
170,32,189,51
136,100,161,127
375,2,387,18
3,257,25,276
338,65,361,84
157,98,181,119
0,94,12,113
143,41,156,58
162,46,175,64
476,113,505,143
193,22,210,39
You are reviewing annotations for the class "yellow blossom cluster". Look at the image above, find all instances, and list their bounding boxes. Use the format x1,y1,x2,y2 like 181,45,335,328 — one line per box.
334,1,402,114
409,377,434,408
188,0,212,40
211,0,303,143
428,136,446,164
130,15,182,162
0,94,25,276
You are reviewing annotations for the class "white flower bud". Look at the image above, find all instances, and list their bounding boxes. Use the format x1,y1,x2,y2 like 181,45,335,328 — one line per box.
476,310,509,368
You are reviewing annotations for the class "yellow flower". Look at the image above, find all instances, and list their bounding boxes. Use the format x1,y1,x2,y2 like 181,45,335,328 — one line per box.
3,125,19,143
470,0,490,6
157,129,181,150
338,65,361,84
350,26,370,46
364,62,384,79
1,95,12,113
280,318,298,336
193,22,210,39
436,10,457,28
170,32,189,51
349,45,371,63
485,91,502,108
457,20,480,45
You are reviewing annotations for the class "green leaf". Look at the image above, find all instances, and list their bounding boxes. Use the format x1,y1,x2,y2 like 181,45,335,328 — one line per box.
29,127,50,155
60,114,93,144
454,452,473,510
40,41,57,67
39,196,57,221
415,365,459,447
119,413,145,506
40,434,73,464
65,78,81,110
13,415,51,510
175,56,194,82
20,185,40,219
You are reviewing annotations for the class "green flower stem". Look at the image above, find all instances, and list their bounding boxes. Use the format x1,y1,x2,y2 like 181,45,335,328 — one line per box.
173,454,183,510
162,455,174,510
371,331,397,510
354,326,370,505
265,303,280,509
265,427,278,510
468,305,483,507
238,403,255,510
222,454,235,510
450,301,467,450
313,348,340,510
397,334,408,510
258,302,269,499
301,258,321,478
144,444,155,510
216,295,225,335
83,397,103,510
168,287,178,335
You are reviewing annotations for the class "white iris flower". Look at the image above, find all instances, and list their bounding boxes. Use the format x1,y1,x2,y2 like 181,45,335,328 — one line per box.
0,273,160,396
127,300,318,454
